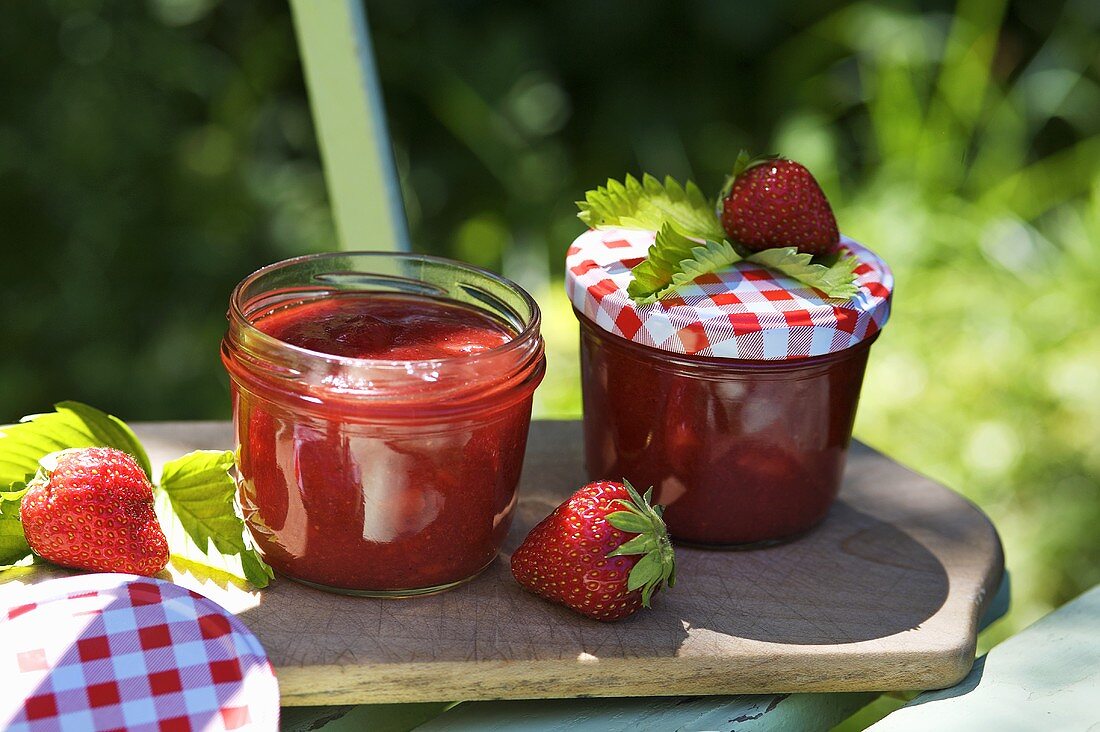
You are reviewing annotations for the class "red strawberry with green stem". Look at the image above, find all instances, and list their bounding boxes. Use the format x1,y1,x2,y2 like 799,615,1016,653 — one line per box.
718,152,840,255
19,447,170,576
511,480,675,622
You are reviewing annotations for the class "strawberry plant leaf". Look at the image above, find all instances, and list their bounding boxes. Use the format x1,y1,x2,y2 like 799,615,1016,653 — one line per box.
745,247,860,299
0,486,29,502
0,492,30,567
628,223,742,303
577,173,726,241
156,450,272,589
0,401,152,488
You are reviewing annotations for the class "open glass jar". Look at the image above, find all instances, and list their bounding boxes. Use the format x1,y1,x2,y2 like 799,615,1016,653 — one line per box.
567,228,892,546
222,252,545,596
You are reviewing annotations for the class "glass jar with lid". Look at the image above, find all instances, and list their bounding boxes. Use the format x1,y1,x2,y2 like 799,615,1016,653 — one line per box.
567,228,892,546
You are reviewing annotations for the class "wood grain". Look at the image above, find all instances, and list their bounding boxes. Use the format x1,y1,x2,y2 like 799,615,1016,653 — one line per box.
2,421,1004,706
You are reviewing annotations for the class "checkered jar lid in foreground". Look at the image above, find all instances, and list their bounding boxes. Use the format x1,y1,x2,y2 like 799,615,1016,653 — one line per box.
565,227,893,360
0,573,278,732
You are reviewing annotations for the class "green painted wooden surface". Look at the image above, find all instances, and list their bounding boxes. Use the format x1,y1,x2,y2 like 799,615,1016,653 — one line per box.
281,702,455,732
281,692,875,732
414,693,878,732
281,572,1009,731
867,582,1100,731
288,0,408,251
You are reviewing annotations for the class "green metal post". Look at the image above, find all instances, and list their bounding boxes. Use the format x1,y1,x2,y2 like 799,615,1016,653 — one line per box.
288,0,409,251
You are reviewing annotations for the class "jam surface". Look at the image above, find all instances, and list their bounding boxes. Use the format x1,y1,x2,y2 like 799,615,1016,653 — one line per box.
580,319,873,545
253,293,513,360
231,293,534,592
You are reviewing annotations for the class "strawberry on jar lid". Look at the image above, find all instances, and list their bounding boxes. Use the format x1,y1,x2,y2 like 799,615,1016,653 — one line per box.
567,160,893,360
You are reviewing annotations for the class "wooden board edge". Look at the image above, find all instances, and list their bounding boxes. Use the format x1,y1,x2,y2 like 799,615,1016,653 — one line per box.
275,645,986,706
275,500,1007,705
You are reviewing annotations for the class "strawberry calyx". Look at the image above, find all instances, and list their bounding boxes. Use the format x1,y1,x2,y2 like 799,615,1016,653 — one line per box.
716,149,777,211
604,480,676,607
29,448,83,480
19,449,91,505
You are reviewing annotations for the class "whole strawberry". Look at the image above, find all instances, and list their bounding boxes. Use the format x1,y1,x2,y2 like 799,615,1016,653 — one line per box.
719,152,839,255
511,480,675,622
20,447,169,576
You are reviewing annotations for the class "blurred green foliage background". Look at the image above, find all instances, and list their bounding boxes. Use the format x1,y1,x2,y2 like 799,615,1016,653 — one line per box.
2,0,1098,672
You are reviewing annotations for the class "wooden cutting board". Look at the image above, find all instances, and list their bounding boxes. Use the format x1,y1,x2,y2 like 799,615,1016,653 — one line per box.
1,421,1003,705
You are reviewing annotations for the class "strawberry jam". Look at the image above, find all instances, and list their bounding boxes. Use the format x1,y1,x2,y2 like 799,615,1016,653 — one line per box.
222,253,544,596
567,226,892,548
579,318,875,546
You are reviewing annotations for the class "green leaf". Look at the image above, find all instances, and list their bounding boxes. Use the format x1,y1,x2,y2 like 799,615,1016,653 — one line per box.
577,173,726,241
156,450,272,588
0,485,28,502
0,492,30,567
0,401,152,488
745,247,860,299
628,223,742,303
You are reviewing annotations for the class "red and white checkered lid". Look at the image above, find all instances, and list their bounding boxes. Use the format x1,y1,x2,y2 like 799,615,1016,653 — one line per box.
566,227,893,359
0,574,278,732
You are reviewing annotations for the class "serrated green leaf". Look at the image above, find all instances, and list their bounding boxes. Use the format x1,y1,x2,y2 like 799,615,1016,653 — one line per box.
746,247,860,299
157,450,272,588
0,401,152,488
159,450,236,549
577,173,725,241
240,552,273,589
628,223,742,303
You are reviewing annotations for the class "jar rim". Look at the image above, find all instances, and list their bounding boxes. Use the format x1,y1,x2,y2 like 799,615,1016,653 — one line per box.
227,250,542,371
